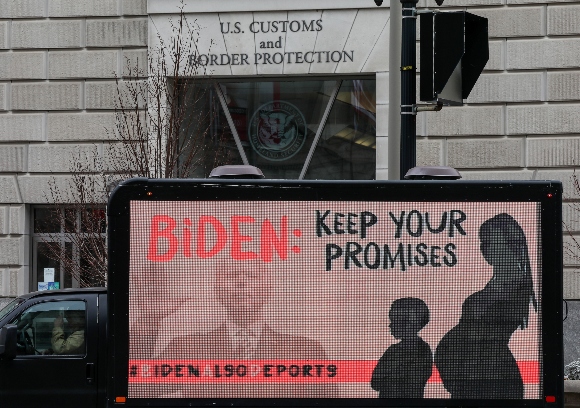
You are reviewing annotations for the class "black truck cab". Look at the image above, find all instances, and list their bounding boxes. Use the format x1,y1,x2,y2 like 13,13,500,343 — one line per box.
0,288,107,408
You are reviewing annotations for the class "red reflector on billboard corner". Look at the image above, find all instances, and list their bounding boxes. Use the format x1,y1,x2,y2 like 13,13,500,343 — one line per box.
546,396,556,403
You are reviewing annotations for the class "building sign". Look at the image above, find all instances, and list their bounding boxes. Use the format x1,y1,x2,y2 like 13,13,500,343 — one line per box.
149,8,390,76
189,19,355,67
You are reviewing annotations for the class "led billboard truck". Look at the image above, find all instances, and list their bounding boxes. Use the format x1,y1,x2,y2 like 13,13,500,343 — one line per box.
106,177,563,407
0,177,563,408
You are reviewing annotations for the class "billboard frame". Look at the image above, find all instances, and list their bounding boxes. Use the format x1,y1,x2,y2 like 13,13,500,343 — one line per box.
107,178,563,408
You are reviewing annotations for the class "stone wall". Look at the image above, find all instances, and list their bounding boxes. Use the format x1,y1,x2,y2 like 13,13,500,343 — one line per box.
0,0,147,297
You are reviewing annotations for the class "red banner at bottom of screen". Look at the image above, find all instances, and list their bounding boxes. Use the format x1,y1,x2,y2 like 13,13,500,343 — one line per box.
128,360,539,384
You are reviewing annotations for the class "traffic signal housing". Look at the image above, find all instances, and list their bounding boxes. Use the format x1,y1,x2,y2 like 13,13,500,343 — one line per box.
420,11,489,105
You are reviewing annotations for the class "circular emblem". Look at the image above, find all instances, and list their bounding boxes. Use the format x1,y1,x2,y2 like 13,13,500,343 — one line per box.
248,101,307,161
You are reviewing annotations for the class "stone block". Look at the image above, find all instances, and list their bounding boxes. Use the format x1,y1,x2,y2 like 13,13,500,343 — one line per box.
0,0,45,18
548,4,580,35
0,114,44,142
376,72,389,105
375,137,388,169
459,170,534,181
528,138,580,167
9,205,25,235
47,113,116,141
467,72,542,103
28,144,100,173
12,82,82,111
0,207,6,234
218,11,258,76
0,295,13,306
0,83,5,111
548,71,580,101
0,176,22,204
416,139,442,166
18,175,106,204
10,269,19,296
103,143,141,172
0,52,45,80
426,106,503,136
508,104,580,135
122,0,147,15
417,0,502,5
509,0,576,3
448,138,523,169
7,269,19,296
375,104,388,137
49,50,119,79
122,49,148,77
13,267,27,296
86,19,147,47
507,38,580,70
0,266,30,294
484,40,503,71
0,238,22,265
0,146,25,172
0,22,8,49
85,80,146,110
564,268,580,298
49,0,118,17
12,20,83,49
472,7,543,38
564,235,580,267
564,202,580,234
569,181,580,201
376,168,389,180
336,8,389,74
535,169,576,200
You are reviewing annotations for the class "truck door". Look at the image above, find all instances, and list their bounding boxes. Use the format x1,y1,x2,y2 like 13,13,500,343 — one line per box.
0,294,99,408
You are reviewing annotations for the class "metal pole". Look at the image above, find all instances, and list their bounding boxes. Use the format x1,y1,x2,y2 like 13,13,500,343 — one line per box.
400,0,418,179
388,0,402,180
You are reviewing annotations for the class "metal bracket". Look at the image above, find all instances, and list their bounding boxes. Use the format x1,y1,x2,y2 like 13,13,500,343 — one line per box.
414,103,443,113
401,104,416,116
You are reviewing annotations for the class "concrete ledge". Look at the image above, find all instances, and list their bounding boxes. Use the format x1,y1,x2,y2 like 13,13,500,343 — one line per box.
566,380,580,407
566,380,580,393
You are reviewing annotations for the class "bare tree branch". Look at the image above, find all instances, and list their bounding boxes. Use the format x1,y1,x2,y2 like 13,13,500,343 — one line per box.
39,6,229,287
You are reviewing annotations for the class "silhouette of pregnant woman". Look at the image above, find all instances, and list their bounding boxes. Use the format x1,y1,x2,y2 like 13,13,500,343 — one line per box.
435,213,537,399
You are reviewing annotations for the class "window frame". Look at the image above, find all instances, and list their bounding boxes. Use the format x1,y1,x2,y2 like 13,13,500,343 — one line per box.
9,299,88,358
181,74,376,179
31,206,107,291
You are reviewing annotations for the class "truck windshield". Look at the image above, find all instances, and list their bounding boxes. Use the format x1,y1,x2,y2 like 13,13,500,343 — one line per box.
0,298,24,321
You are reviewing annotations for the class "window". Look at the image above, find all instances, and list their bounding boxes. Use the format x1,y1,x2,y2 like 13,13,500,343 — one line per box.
179,77,376,179
0,298,24,321
10,300,86,356
32,207,106,290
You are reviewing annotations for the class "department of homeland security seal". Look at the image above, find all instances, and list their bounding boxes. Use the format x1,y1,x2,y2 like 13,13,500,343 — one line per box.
248,101,307,161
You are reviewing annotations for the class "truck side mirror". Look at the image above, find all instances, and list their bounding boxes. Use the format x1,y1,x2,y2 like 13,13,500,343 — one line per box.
0,324,17,360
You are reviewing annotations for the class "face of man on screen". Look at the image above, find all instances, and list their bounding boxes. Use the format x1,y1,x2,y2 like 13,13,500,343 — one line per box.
215,262,272,327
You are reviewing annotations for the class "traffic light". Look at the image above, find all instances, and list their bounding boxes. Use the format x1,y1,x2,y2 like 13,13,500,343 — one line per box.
419,11,488,105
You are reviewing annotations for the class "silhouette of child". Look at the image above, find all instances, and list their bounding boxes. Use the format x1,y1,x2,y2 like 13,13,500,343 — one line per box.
371,297,433,398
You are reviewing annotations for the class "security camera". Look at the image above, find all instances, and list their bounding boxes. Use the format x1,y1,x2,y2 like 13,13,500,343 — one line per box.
435,0,444,4
375,0,383,5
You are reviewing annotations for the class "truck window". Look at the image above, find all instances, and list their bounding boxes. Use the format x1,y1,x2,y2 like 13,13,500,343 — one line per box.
0,298,24,320
10,300,86,356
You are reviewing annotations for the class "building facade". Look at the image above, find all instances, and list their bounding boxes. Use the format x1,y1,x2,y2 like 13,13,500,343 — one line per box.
0,0,578,303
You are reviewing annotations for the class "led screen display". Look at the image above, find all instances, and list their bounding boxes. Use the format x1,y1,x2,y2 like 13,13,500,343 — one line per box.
126,200,542,400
